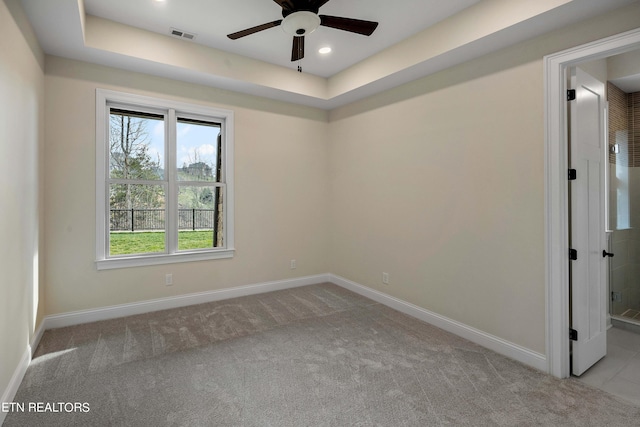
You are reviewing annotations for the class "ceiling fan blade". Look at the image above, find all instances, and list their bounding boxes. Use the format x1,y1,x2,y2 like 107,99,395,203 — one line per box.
319,15,378,36
291,36,305,61
273,0,295,12
227,20,282,40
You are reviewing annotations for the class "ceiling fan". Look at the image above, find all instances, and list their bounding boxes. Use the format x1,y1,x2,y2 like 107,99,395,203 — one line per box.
227,0,379,62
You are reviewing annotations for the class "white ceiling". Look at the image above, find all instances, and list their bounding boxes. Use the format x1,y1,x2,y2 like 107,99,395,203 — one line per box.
17,0,640,109
610,74,640,93
82,0,481,78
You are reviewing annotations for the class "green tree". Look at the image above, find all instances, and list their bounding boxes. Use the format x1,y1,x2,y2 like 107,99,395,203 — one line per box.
109,112,163,210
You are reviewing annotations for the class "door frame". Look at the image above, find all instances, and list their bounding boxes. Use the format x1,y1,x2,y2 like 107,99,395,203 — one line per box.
544,27,640,378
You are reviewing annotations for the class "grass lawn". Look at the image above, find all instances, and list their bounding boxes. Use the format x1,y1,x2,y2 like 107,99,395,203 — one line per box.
110,230,215,255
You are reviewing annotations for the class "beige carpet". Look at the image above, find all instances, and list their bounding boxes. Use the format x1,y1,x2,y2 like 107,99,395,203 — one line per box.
4,283,639,426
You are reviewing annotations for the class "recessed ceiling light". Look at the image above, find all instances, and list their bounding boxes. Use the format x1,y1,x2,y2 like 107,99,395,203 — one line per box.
319,47,332,54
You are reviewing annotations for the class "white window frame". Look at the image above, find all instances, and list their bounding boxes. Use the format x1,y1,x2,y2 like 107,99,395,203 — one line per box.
95,89,234,270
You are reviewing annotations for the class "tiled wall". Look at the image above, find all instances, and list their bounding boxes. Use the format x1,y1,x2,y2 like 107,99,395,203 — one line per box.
609,82,628,165
631,91,640,166
609,82,640,317
609,84,640,167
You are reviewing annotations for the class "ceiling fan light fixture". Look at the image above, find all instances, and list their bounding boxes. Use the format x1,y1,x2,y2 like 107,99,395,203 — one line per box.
227,1,379,63
282,11,321,37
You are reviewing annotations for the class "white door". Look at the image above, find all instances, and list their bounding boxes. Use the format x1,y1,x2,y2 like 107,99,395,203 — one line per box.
569,67,607,376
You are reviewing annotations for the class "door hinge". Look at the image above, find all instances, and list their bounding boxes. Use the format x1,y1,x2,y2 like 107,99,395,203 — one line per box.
569,328,578,341
569,248,578,260
567,89,576,101
568,169,577,180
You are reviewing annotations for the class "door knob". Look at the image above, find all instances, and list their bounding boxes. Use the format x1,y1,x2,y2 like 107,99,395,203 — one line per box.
602,250,614,258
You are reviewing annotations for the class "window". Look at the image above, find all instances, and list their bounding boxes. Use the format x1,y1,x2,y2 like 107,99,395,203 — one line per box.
95,89,234,269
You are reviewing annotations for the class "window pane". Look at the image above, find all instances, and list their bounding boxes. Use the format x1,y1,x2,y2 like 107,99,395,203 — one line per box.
178,185,224,250
177,118,221,182
109,109,165,180
109,184,166,255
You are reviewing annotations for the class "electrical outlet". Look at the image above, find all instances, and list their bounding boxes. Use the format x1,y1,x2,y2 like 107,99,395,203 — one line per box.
165,273,173,286
290,259,297,270
382,272,389,285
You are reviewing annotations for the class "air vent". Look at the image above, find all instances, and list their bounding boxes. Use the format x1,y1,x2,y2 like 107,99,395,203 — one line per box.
170,28,196,40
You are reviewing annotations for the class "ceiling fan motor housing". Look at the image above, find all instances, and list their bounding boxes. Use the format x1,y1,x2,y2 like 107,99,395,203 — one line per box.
227,0,379,62
282,11,321,36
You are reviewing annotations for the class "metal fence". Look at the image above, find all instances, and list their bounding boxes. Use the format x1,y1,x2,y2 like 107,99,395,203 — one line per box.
110,209,216,231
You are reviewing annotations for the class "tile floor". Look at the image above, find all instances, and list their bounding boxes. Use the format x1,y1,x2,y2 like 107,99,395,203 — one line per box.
621,309,640,321
576,326,640,406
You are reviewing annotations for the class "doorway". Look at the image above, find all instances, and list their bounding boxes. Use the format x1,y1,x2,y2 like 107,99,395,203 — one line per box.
545,27,640,379
570,59,640,406
608,85,640,328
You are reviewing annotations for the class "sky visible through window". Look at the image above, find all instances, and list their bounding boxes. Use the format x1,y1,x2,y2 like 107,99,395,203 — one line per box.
147,120,221,172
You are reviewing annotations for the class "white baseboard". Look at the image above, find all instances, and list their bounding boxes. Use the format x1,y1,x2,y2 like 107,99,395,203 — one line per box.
44,274,330,329
329,274,548,372
0,321,46,423
0,346,30,424
3,271,547,416
1,275,329,417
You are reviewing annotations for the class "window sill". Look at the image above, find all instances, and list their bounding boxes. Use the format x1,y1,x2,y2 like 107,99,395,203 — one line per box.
96,249,234,270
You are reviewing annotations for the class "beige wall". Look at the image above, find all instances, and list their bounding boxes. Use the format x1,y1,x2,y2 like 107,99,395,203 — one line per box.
327,3,640,354
328,57,546,352
3,2,640,401
43,57,329,315
0,0,45,401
